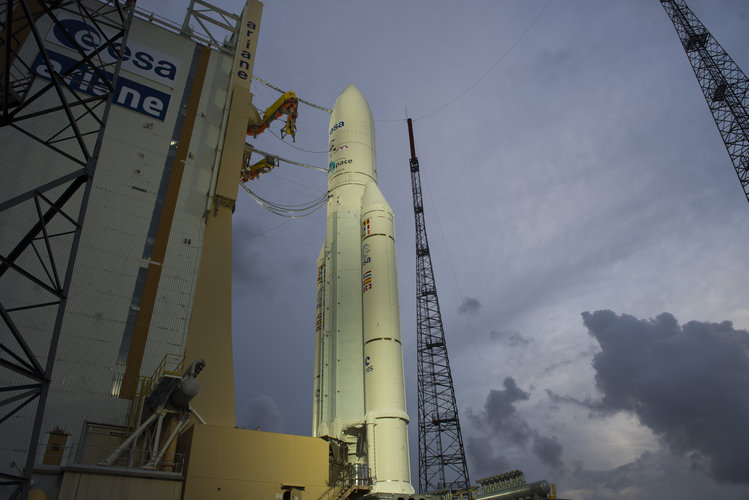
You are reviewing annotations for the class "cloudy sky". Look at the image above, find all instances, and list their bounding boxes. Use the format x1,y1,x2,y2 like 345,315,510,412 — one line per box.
154,1,749,498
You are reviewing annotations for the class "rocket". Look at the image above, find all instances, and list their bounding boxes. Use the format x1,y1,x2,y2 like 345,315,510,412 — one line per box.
313,84,414,495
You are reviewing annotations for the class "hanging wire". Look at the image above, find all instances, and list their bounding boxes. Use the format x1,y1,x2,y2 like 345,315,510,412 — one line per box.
268,129,328,154
240,181,327,218
252,75,333,113
251,0,550,124
422,167,493,391
414,0,552,121
249,144,328,172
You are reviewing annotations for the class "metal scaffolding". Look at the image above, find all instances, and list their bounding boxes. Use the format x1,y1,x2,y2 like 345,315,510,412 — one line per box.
660,0,749,203
407,118,471,495
0,1,134,497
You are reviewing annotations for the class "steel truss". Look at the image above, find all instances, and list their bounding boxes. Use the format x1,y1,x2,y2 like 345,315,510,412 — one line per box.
660,0,749,203
407,119,471,495
0,1,134,498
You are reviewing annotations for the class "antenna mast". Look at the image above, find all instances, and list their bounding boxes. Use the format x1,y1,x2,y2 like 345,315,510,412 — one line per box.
407,118,471,495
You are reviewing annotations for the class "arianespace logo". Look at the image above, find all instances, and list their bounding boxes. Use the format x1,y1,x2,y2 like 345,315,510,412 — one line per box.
47,13,180,88
328,158,352,175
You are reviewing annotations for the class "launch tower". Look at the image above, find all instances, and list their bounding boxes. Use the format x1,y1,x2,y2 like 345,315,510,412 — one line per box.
660,0,749,203
407,118,471,495
0,2,135,496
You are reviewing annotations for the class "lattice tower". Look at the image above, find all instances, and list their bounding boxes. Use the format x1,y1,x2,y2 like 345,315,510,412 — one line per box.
407,118,471,494
660,0,749,202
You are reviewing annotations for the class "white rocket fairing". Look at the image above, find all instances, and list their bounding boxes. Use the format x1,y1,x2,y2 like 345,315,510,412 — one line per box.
313,85,414,495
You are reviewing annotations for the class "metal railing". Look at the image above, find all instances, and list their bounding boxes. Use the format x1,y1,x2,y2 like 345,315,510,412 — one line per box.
126,354,185,431
318,464,372,500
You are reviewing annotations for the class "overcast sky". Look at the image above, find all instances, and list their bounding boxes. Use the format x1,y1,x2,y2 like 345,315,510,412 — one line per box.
152,1,749,498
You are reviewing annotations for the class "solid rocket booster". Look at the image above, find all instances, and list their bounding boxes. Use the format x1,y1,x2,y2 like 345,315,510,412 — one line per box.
313,84,414,495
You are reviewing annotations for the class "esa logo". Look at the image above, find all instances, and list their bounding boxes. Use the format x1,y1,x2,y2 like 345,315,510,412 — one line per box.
328,158,352,174
48,15,179,88
329,121,344,135
33,50,171,120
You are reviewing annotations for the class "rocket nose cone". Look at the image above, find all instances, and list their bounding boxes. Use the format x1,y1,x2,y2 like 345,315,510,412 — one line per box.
332,84,372,117
328,84,376,183
361,181,392,215
341,84,364,98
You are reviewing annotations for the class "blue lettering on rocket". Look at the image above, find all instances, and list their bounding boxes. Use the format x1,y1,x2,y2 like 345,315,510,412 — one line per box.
329,121,344,135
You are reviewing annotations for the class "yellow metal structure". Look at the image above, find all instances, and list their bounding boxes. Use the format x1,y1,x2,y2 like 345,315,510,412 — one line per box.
58,473,182,500
240,145,278,181
183,0,263,428
247,90,299,139
180,425,329,499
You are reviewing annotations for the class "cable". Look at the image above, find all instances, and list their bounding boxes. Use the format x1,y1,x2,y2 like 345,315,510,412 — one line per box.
248,144,328,172
422,170,493,391
233,219,292,242
414,0,552,121
267,169,326,195
240,182,327,218
252,75,332,113
249,187,326,209
268,129,328,154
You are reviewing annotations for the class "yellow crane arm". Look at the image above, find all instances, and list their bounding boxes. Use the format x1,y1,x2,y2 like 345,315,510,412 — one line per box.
240,144,278,182
247,90,299,141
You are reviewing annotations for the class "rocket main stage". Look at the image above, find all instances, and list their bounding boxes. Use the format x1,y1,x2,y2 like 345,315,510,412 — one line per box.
313,85,414,495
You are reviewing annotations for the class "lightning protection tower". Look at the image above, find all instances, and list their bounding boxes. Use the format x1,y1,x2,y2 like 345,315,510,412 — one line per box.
660,0,749,203
407,118,471,495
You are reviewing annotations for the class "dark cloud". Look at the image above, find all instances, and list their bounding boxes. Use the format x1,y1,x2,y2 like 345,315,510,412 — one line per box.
236,394,283,432
480,377,532,446
232,218,269,285
532,435,563,468
458,297,481,316
581,310,749,484
466,436,511,479
565,450,749,500
468,377,564,474
490,329,531,347
545,389,597,412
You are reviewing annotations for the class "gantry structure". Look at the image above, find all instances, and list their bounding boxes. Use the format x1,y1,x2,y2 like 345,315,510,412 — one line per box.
0,1,134,497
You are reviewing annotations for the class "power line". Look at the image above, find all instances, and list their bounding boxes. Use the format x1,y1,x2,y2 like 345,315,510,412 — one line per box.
414,0,552,121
